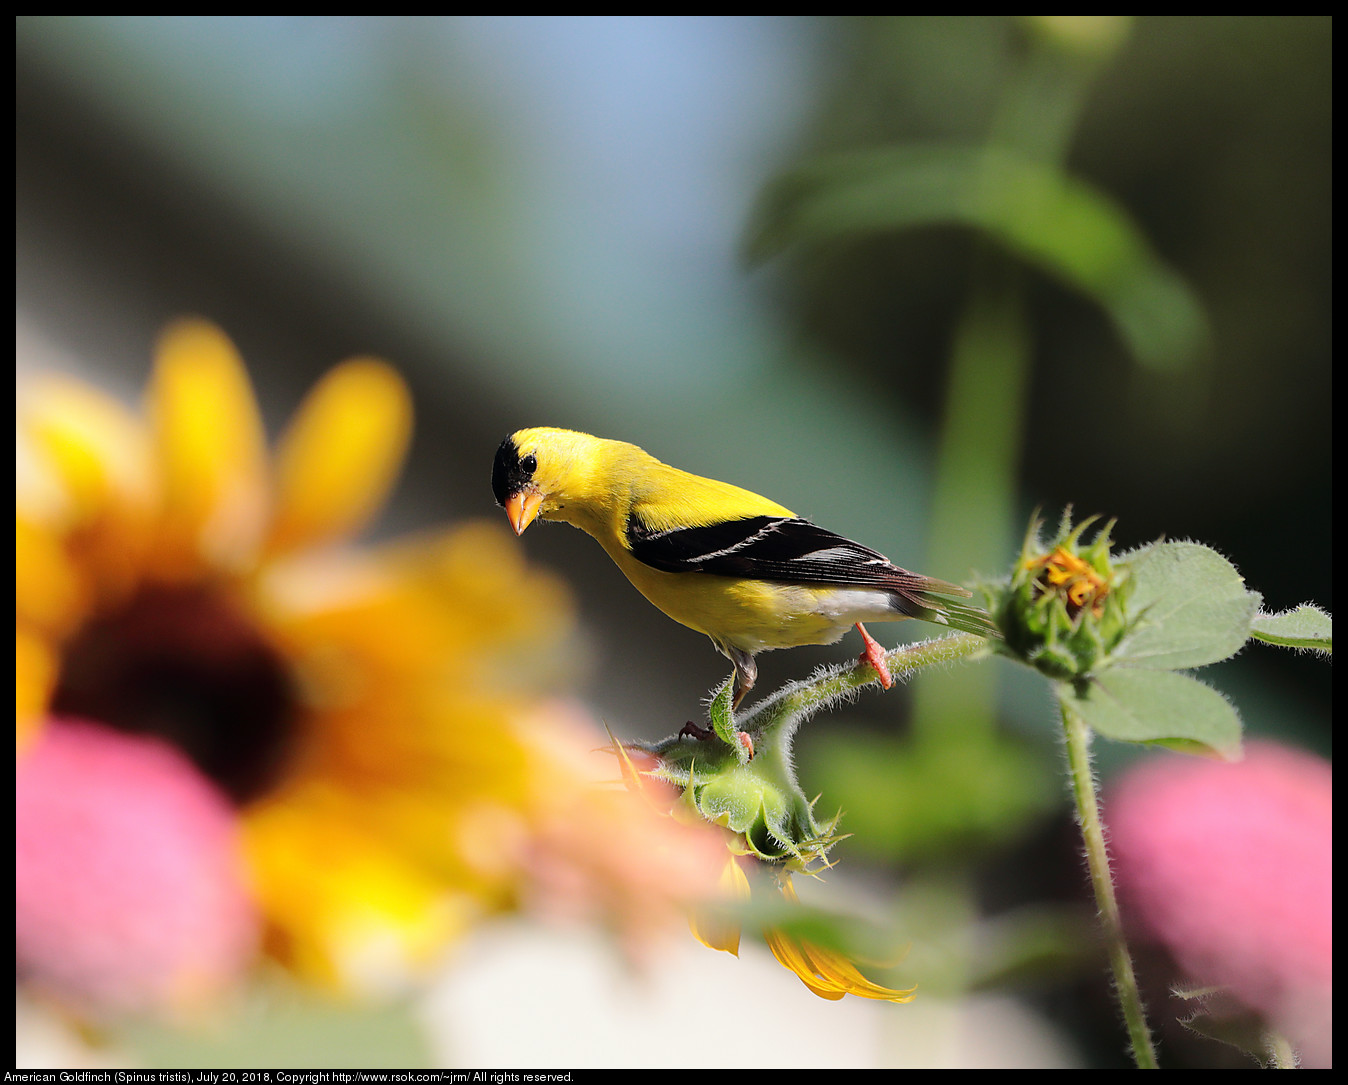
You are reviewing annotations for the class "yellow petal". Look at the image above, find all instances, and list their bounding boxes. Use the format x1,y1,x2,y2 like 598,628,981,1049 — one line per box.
15,515,86,637
148,320,269,574
18,374,156,605
268,360,411,555
19,375,156,527
16,626,56,751
243,788,468,995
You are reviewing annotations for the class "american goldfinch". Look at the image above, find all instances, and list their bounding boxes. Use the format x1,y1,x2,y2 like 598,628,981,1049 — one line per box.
492,427,995,707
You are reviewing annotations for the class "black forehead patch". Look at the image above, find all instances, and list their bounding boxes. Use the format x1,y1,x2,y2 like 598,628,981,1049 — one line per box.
491,435,535,506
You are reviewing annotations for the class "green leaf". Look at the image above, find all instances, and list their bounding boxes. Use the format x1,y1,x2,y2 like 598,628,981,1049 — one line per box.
1250,604,1332,653
1117,542,1260,669
1065,669,1243,759
743,144,1207,372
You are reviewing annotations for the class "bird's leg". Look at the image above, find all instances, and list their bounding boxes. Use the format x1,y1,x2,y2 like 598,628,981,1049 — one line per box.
855,623,894,690
727,646,757,709
725,646,758,759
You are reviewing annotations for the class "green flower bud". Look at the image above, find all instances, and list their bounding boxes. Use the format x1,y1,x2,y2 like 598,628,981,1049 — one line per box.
993,511,1132,680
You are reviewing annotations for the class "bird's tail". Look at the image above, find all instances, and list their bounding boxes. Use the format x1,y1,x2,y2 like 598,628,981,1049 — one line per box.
894,580,1001,639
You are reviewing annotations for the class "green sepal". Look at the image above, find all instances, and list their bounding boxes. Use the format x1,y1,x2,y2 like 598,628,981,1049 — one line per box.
641,719,844,867
706,677,747,761
697,766,790,857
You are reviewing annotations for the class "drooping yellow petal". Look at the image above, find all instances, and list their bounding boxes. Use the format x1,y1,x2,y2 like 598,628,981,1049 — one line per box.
268,360,412,555
765,877,916,1002
763,928,846,999
689,853,751,955
148,320,269,575
794,940,917,1002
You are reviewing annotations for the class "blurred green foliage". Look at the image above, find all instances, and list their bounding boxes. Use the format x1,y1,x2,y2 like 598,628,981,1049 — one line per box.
753,16,1328,871
747,144,1207,372
764,17,1329,612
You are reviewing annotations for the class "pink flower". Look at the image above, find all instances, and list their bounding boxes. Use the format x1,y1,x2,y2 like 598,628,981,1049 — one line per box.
16,718,260,1015
1108,742,1332,1066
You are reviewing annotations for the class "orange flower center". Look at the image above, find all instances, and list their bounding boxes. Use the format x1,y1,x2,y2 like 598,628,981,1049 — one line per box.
1029,547,1109,620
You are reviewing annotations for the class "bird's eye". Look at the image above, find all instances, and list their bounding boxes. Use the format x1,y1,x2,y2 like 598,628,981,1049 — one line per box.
521,454,537,474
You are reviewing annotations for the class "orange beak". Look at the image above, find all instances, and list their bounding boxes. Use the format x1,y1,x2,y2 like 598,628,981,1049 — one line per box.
504,489,544,536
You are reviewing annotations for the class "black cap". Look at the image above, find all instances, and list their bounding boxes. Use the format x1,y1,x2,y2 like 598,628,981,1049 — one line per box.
491,435,536,506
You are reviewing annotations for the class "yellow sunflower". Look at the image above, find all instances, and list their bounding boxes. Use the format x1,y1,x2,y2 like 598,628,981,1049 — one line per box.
15,320,725,1012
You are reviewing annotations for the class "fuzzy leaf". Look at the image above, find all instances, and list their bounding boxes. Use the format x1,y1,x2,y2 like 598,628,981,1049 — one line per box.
1064,669,1242,759
1250,604,1332,653
1117,542,1260,669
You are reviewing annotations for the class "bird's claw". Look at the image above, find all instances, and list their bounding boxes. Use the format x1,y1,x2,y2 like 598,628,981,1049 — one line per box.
856,622,894,690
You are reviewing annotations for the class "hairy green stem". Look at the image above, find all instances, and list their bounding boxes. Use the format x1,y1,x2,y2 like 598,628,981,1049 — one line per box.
1060,696,1158,1069
743,632,989,741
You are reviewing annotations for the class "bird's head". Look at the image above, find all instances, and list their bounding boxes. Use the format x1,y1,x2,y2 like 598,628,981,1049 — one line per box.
492,427,607,535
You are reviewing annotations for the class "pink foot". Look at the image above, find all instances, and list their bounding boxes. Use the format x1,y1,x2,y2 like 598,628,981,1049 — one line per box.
856,623,893,690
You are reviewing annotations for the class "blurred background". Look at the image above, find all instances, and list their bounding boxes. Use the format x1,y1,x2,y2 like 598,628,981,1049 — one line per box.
16,15,1330,1069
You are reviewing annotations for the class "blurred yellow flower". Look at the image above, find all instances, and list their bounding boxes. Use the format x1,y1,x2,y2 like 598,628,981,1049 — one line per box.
15,320,724,1010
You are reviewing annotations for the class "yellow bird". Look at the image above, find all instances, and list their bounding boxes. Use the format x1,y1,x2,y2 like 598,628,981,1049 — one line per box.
492,427,994,707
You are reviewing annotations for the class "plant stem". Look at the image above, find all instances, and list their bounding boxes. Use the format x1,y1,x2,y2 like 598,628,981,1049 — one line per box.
1060,695,1159,1069
742,632,989,739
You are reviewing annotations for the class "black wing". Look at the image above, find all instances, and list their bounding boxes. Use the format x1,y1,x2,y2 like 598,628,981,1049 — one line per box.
626,514,995,636
627,514,937,589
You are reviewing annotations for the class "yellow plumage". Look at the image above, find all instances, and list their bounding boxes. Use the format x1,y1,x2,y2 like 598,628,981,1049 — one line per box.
492,427,993,704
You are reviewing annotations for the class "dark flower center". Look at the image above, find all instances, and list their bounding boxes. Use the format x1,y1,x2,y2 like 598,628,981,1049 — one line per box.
51,585,298,804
